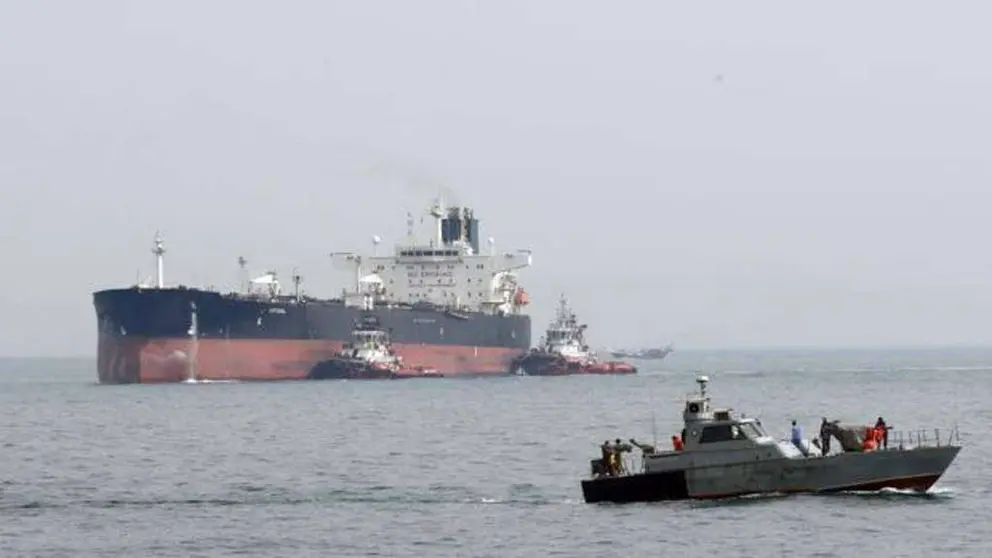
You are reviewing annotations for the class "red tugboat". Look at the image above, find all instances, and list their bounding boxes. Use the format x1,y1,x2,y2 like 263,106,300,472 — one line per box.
511,295,636,376
308,314,441,380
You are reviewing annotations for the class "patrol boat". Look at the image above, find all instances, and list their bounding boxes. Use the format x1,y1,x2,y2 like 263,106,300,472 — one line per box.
581,376,961,503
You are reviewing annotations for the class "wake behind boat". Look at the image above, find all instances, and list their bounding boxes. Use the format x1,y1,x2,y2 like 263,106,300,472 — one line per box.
581,376,961,503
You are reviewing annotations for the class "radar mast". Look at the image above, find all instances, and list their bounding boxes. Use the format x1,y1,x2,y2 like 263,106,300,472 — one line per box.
152,232,166,288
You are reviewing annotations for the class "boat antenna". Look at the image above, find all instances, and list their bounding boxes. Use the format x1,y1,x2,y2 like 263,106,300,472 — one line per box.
651,407,658,448
696,374,709,398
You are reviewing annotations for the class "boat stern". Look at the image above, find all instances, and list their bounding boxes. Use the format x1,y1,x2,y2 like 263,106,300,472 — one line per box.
581,470,690,503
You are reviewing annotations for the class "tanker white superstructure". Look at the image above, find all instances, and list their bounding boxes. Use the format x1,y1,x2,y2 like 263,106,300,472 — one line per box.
331,198,532,315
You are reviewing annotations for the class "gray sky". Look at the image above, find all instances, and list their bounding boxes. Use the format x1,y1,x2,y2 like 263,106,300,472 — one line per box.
1,1,990,357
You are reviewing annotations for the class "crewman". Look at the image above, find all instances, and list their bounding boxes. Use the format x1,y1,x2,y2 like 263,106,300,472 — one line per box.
791,420,806,455
613,438,632,474
600,440,615,476
861,426,878,452
862,428,878,452
874,417,889,449
819,418,832,455
629,438,656,454
671,435,684,451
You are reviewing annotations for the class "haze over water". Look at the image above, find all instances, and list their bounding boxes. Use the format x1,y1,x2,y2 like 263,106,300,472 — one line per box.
2,349,989,557
2,2,992,355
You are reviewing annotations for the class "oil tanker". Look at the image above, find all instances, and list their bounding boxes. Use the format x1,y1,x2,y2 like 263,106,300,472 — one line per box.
93,199,533,383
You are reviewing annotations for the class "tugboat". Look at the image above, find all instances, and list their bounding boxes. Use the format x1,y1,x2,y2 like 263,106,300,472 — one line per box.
581,375,962,503
308,314,441,380
511,295,636,376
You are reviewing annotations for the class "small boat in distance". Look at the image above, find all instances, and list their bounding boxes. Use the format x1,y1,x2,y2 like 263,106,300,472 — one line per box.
609,345,674,360
308,314,441,380
511,295,636,376
581,375,961,503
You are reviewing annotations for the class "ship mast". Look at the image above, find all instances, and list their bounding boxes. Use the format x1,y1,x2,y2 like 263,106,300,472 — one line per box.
429,198,445,247
292,267,303,301
237,256,248,293
152,232,166,289
187,301,198,382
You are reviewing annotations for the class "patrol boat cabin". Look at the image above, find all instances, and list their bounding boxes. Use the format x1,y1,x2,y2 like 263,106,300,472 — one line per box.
581,375,962,503
641,375,803,475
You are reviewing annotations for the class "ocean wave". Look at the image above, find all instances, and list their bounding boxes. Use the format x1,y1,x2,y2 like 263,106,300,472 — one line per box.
0,485,578,512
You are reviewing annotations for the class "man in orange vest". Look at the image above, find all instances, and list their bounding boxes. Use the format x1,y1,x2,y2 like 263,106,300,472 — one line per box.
862,435,878,452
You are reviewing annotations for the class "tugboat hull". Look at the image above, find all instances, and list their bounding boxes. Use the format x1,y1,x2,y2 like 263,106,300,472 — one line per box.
581,445,960,503
513,353,636,376
392,367,444,379
308,359,395,380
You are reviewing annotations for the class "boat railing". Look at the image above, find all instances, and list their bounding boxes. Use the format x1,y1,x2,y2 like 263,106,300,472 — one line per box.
589,455,643,479
886,424,961,450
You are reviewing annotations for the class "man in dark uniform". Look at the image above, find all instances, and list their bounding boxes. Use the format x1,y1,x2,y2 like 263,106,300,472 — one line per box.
819,417,832,455
875,417,889,449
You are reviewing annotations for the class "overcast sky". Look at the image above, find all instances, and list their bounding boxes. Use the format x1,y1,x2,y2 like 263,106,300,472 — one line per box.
1,1,990,356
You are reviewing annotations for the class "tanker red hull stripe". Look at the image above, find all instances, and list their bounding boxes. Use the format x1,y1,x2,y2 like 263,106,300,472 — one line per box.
97,335,523,383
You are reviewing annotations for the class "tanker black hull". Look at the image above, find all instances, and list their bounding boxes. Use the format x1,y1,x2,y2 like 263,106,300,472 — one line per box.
94,287,530,383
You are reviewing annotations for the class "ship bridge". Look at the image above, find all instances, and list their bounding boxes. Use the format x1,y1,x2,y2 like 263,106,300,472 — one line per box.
331,198,532,314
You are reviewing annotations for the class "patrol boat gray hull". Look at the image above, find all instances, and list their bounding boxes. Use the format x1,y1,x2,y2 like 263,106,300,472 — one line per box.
581,375,962,503
582,445,960,503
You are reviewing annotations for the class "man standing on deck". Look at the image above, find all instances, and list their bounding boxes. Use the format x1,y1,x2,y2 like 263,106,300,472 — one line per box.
819,418,832,455
875,417,889,449
629,438,656,454
791,420,806,455
613,438,632,475
600,440,615,476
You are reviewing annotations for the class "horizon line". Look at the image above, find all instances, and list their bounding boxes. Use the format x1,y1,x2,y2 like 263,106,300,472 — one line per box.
4,343,992,360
